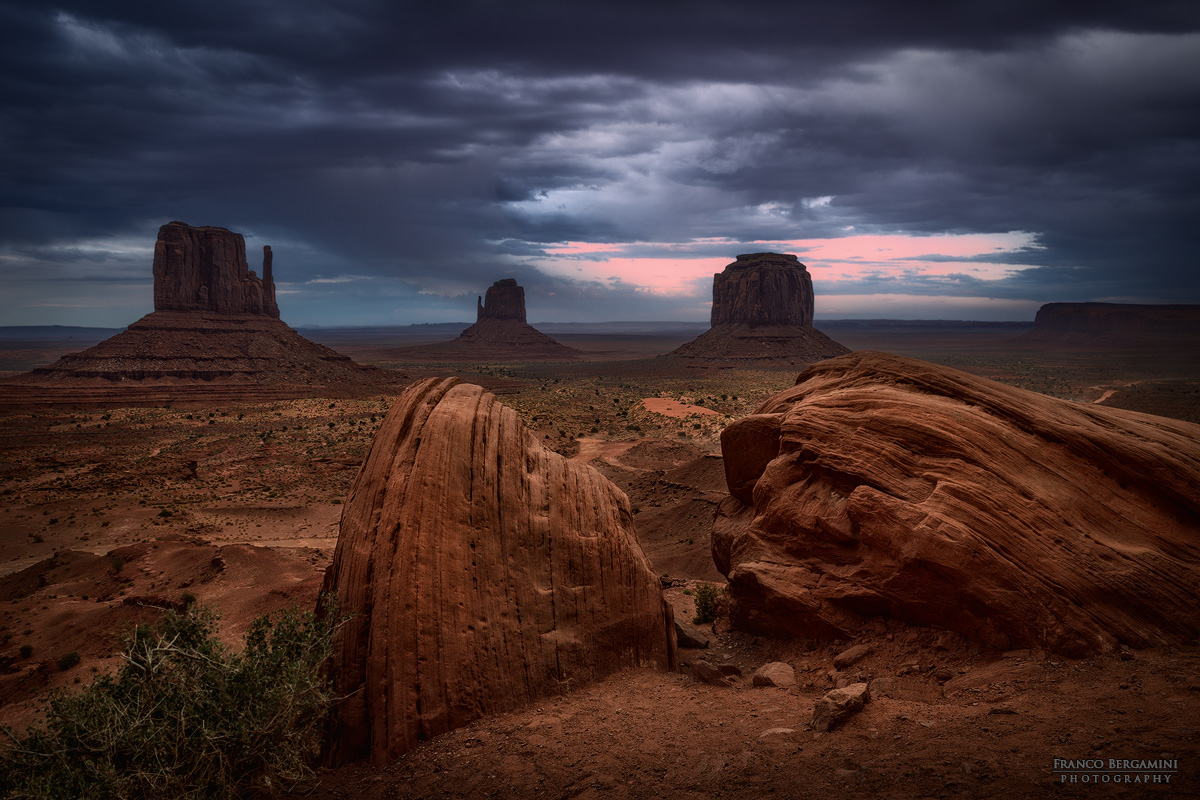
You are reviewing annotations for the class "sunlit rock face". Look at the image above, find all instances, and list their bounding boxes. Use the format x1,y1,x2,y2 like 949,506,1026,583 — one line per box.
714,350,1200,657
323,377,677,765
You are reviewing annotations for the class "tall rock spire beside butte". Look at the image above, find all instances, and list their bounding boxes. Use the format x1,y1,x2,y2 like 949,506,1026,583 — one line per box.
666,253,849,367
5,221,392,404
475,278,525,322
152,221,279,317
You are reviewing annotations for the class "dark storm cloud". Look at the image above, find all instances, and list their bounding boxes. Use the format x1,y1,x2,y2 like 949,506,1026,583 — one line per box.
2,0,1198,324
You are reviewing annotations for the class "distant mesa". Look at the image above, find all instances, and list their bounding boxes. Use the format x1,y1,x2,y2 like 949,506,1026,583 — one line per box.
323,377,676,765
382,278,581,361
4,221,391,403
713,350,1200,656
1014,302,1200,347
665,253,849,366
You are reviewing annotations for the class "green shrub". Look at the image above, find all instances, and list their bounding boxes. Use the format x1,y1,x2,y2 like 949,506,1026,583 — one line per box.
55,651,81,671
692,583,724,625
0,600,339,800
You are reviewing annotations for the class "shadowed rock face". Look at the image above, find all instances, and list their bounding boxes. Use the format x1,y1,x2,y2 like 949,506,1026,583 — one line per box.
713,351,1200,656
711,253,814,327
666,253,848,366
1015,302,1200,346
323,378,676,765
476,278,525,322
387,279,579,360
153,221,279,317
11,221,389,397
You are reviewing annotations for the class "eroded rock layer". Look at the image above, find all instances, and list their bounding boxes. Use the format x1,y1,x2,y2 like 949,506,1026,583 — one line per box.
382,279,579,361
666,253,848,366
5,221,392,399
476,278,525,322
1015,302,1200,347
24,312,385,389
153,221,279,317
323,378,676,765
713,351,1200,656
710,252,814,327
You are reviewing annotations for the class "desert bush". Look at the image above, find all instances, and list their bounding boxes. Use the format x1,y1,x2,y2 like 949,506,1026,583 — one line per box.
18,645,32,659
692,583,724,625
55,651,80,671
0,600,338,800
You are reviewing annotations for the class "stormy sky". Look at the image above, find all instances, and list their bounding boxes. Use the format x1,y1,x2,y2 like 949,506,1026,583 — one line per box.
2,1,1198,326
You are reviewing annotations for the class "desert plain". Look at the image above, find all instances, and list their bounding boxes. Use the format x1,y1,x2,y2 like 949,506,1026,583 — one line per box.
1,322,1198,799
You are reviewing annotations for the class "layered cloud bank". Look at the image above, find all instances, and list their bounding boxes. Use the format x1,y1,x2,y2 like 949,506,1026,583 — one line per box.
2,3,1197,324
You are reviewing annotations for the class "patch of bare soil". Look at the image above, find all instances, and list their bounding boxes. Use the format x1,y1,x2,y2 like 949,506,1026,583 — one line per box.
305,615,1200,799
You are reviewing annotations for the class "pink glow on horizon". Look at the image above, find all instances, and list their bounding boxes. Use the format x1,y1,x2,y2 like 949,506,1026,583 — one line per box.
531,231,1039,295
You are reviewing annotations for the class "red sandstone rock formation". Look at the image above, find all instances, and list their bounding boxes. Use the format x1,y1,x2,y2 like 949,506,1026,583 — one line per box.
476,278,525,322
7,221,392,399
381,279,580,361
710,252,814,327
27,312,384,389
1014,302,1200,347
713,351,1200,656
323,377,676,765
153,221,279,317
666,253,848,366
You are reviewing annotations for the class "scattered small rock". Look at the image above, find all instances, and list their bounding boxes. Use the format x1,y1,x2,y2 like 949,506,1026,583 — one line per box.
758,727,795,738
833,644,871,670
812,682,871,732
752,662,796,688
933,665,955,683
688,660,733,687
674,619,710,649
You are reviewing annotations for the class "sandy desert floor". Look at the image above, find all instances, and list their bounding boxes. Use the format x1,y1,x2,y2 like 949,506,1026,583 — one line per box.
1,326,1198,797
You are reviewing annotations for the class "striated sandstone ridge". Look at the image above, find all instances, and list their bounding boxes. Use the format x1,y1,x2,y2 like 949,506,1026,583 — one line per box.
1014,302,1200,347
323,377,676,765
3,221,391,402
666,253,848,367
713,351,1200,656
153,221,279,317
381,278,580,361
